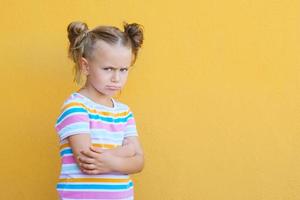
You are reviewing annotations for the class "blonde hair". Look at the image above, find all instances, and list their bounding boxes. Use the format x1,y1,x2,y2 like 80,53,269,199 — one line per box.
67,21,144,84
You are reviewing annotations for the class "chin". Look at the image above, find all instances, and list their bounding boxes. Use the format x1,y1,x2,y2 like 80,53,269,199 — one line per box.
94,88,116,97
105,91,118,97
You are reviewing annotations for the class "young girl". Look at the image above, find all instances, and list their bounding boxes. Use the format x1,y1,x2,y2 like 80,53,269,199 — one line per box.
54,21,144,200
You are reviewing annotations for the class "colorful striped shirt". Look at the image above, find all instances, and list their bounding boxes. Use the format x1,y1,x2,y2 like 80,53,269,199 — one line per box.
55,92,138,200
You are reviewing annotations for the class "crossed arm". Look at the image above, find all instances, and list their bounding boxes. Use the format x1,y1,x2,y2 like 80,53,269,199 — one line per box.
68,133,144,175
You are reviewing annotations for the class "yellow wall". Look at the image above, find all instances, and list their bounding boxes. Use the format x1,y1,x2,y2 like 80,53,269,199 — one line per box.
0,0,299,199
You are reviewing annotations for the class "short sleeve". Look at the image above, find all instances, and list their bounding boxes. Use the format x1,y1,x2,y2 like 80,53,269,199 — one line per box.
55,101,90,141
124,110,139,137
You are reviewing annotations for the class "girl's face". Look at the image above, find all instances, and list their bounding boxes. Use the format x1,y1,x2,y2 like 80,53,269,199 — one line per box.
83,41,133,99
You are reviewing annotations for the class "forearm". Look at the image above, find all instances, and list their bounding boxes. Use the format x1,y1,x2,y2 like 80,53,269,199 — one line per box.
78,136,144,175
112,136,144,174
107,143,135,157
113,153,144,174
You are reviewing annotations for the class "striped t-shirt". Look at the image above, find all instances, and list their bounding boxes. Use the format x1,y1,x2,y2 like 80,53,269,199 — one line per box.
55,92,138,200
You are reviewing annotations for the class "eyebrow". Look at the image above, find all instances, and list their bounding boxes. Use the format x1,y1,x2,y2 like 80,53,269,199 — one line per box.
103,66,129,69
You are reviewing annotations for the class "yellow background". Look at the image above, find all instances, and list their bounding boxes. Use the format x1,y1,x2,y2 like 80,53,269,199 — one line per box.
0,0,299,199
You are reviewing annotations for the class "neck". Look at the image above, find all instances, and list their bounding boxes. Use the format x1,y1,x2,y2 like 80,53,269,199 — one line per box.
78,83,114,108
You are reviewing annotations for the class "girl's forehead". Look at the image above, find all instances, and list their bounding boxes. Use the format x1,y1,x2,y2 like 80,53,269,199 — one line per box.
94,40,130,54
91,41,133,66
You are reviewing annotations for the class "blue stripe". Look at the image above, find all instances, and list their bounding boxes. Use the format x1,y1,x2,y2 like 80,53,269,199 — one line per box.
57,107,87,124
60,149,73,156
57,108,133,124
88,113,133,123
57,182,133,190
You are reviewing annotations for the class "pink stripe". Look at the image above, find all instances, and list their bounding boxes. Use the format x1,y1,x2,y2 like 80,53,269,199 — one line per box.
62,155,76,164
90,120,127,132
56,114,89,131
126,118,135,125
74,94,85,99
59,188,133,199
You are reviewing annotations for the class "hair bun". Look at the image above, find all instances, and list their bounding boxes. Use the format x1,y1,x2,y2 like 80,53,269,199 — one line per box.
123,22,144,50
67,21,89,45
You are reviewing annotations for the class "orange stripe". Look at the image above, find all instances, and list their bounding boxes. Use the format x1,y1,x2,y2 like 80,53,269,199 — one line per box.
61,102,129,117
59,178,130,183
60,143,118,150
60,143,70,150
93,143,118,149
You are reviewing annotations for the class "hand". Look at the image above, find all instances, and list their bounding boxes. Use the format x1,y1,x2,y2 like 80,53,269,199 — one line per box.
78,146,120,175
123,138,130,145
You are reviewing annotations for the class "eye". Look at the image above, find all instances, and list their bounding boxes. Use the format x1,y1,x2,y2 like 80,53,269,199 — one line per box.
103,67,113,71
120,68,129,72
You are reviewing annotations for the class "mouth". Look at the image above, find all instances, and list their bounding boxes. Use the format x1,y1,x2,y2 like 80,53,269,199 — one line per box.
106,86,121,90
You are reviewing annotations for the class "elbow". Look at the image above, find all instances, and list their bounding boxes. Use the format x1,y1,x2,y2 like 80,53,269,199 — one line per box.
127,153,144,174
136,154,145,173
137,164,144,173
136,162,144,173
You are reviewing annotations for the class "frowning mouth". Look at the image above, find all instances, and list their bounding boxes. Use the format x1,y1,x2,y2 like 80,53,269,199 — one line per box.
106,86,121,90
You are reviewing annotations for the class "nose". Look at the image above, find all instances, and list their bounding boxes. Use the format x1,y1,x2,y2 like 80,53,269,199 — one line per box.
111,70,120,82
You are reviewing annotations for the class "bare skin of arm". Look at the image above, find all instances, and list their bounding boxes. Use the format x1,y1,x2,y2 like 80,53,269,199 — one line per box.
68,134,137,173
68,133,91,172
78,136,144,175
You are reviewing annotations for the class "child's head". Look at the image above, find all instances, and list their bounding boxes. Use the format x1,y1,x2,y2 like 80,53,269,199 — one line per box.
67,21,144,90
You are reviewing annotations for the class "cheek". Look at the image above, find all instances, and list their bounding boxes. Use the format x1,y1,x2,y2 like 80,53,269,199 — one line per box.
122,73,129,82
95,71,108,80
90,73,107,84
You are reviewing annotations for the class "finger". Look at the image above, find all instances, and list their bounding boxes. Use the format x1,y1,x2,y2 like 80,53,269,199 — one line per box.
80,149,99,158
78,156,94,164
82,169,100,175
90,146,106,154
80,163,96,170
82,168,109,175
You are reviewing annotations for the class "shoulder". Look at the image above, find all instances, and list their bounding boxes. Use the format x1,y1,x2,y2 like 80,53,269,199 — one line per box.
60,93,89,112
113,99,134,113
55,93,91,125
56,93,90,124
112,100,137,123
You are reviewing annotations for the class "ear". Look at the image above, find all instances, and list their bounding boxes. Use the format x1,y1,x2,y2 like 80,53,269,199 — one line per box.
79,57,90,76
